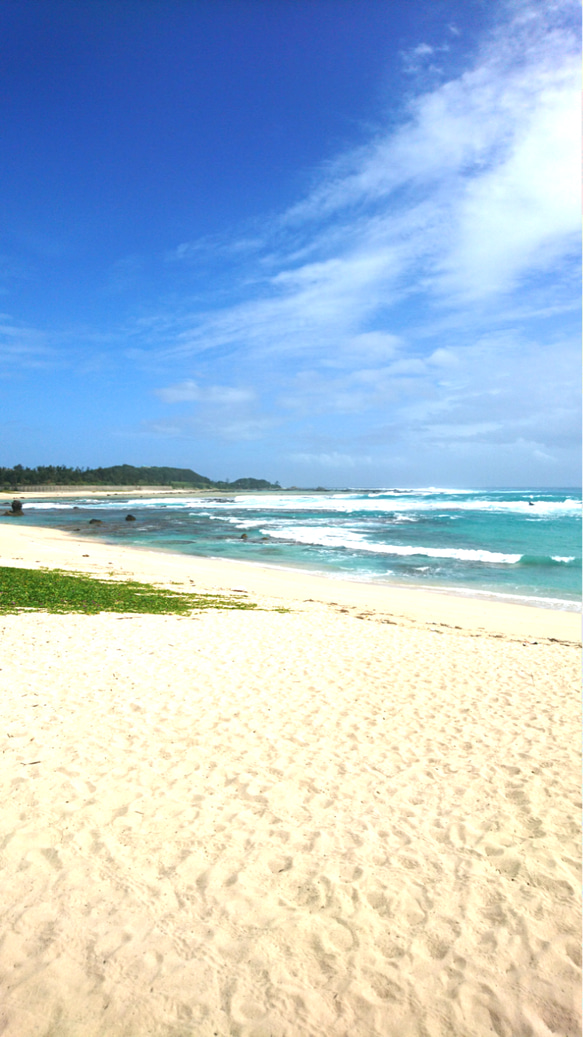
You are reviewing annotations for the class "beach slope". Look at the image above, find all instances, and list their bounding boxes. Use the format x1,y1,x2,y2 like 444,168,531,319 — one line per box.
0,523,580,1036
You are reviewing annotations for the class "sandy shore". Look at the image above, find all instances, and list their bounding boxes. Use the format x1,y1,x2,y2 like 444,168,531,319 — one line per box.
0,487,330,501
0,521,580,1036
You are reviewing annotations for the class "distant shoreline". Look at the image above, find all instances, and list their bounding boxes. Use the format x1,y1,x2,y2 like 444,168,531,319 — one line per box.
0,486,335,501
1,485,579,501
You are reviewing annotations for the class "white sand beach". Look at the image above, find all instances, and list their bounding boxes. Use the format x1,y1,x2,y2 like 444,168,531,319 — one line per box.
0,520,580,1036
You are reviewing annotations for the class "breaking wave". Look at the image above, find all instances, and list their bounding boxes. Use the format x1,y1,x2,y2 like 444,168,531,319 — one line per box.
264,526,523,564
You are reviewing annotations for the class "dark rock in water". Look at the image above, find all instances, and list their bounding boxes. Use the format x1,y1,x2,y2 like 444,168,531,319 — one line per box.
73,506,80,510
125,514,136,521
3,499,24,516
89,518,103,524
240,533,248,539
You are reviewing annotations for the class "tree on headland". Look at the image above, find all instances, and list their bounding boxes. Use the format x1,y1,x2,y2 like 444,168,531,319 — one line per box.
0,464,280,490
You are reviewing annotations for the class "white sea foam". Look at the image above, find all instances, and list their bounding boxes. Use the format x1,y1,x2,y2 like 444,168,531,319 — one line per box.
197,494,581,517
264,526,523,564
552,556,576,563
20,490,581,518
430,587,582,613
379,545,523,563
18,501,75,510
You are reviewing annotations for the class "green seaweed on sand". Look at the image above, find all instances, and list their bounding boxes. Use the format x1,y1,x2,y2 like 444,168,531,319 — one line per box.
0,566,260,615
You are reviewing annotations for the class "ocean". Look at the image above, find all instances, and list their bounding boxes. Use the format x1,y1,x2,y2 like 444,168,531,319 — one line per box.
13,487,581,611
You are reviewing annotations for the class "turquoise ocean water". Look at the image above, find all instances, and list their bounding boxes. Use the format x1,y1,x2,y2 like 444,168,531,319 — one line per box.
13,487,581,610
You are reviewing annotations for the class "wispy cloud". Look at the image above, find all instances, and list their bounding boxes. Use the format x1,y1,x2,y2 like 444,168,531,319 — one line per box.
152,379,269,442
147,414,275,442
0,315,53,371
401,40,450,77
124,0,581,481
149,0,578,370
156,379,254,405
290,451,373,470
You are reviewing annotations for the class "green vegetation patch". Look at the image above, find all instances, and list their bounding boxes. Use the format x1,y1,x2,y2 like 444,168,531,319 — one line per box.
0,566,258,616
0,462,281,490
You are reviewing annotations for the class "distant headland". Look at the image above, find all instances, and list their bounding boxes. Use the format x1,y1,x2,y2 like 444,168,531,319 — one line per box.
0,464,281,492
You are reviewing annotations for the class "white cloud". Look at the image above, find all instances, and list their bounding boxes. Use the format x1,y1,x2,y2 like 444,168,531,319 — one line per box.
124,0,579,482
152,379,269,442
148,414,274,442
401,40,450,76
156,380,254,405
392,332,580,452
291,452,372,468
153,0,578,379
0,316,53,370
277,6,579,306
344,332,401,361
427,348,458,367
436,64,581,297
214,417,276,441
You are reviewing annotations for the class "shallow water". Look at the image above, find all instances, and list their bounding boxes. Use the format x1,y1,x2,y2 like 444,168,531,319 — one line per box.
15,487,582,610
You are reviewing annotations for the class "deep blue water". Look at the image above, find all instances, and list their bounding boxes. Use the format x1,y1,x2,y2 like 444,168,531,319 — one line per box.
12,487,582,610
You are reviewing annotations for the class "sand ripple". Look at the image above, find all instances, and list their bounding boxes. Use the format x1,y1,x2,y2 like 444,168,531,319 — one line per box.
0,607,580,1036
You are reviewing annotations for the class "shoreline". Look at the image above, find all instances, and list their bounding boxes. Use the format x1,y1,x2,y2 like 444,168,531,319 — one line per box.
0,518,580,641
2,487,580,621
0,510,580,1035
0,486,333,500
0,482,581,628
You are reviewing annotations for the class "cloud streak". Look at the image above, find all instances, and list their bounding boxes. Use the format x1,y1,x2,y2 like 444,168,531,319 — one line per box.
157,0,578,367
130,0,581,483
156,380,254,405
0,316,53,372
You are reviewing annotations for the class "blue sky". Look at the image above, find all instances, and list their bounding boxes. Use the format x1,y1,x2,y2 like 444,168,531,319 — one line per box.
1,0,580,487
